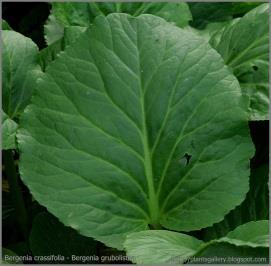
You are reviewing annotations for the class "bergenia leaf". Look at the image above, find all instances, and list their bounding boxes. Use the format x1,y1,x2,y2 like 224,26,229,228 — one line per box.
210,4,269,120
124,230,203,264
45,2,192,44
2,30,41,119
2,112,18,150
201,164,269,241
215,220,269,248
44,14,64,45
189,2,261,29
125,221,269,264
2,19,12,30
39,26,87,71
18,14,254,250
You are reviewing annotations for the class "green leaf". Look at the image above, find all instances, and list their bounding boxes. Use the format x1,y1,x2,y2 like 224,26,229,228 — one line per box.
39,39,63,71
2,30,42,119
44,14,64,45
45,2,192,44
18,14,254,250
124,230,203,264
124,223,269,265
200,165,269,241
2,248,23,264
194,220,269,263
210,4,269,120
39,26,87,71
189,2,262,29
30,212,96,263
130,2,192,27
215,220,269,248
2,112,18,150
2,19,12,30
52,3,95,27
63,26,87,47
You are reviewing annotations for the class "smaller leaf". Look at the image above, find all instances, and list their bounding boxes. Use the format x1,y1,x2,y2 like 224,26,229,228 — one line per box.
210,4,269,120
2,30,42,118
39,39,63,71
215,220,269,248
124,230,203,264
2,112,18,150
39,26,86,71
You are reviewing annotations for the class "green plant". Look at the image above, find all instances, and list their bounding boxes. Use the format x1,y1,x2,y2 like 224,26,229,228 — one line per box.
2,2,269,264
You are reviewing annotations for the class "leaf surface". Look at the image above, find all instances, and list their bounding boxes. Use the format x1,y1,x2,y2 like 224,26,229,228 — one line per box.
2,30,41,118
189,2,261,29
44,14,64,45
2,112,18,150
210,4,269,120
2,19,12,30
200,165,269,241
124,230,203,264
18,14,253,249
45,2,191,43
215,220,269,248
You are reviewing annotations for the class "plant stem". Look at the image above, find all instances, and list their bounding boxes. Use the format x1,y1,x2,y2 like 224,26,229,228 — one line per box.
3,150,28,240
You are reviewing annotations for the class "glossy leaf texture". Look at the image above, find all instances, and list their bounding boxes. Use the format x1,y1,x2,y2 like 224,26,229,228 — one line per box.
210,4,269,120
2,112,18,150
18,14,254,250
30,212,96,263
45,2,192,44
124,221,269,264
2,30,41,119
124,230,203,264
200,164,269,241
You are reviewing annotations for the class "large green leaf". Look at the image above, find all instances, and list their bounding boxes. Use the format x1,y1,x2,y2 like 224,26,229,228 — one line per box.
30,212,96,264
2,30,41,119
18,14,254,249
2,112,18,150
124,230,203,264
200,164,269,241
210,4,269,120
45,2,192,44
